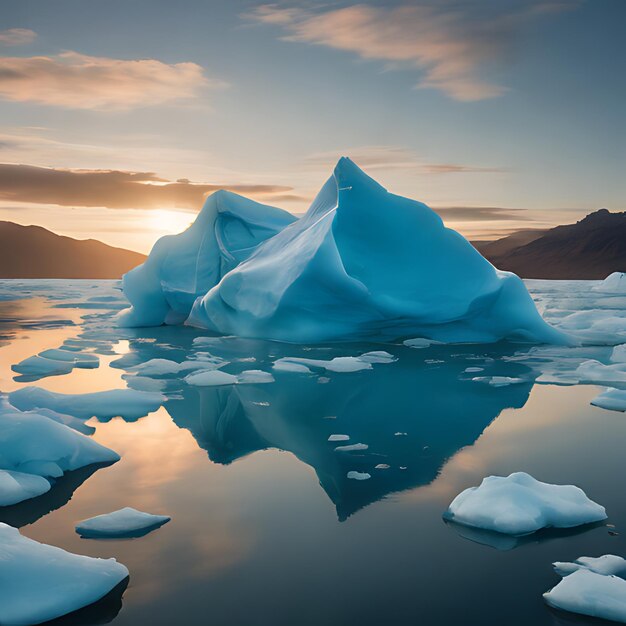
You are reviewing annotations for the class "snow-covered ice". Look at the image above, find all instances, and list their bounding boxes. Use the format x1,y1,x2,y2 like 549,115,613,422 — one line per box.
612,344,626,363
8,387,165,421
347,471,371,481
328,434,350,442
591,388,626,412
118,190,296,327
273,360,313,373
129,357,227,376
575,360,626,384
443,472,607,536
0,522,128,626
592,272,626,293
544,556,626,623
471,376,526,387
273,356,373,373
76,507,171,539
0,469,51,506
181,158,567,344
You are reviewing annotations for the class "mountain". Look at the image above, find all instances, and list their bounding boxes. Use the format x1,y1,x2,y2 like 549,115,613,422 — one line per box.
474,209,626,279
0,222,146,279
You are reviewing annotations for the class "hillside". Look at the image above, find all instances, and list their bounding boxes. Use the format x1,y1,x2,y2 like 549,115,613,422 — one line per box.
474,209,626,279
0,222,146,279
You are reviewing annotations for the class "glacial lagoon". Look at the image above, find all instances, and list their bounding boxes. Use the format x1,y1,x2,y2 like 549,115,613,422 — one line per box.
1,278,625,626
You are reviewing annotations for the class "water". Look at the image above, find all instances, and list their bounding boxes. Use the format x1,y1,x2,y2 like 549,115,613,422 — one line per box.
0,279,625,625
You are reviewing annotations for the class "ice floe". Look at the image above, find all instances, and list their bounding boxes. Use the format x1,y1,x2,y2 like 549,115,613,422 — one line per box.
612,344,626,363
0,469,51,506
575,360,626,384
8,387,165,421
129,357,226,376
444,472,607,536
544,557,626,623
185,368,274,387
347,471,371,481
471,376,526,387
0,399,119,480
76,507,171,539
591,388,626,412
0,522,128,626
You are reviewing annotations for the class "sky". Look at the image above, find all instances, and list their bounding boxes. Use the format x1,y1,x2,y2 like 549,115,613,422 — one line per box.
0,0,624,253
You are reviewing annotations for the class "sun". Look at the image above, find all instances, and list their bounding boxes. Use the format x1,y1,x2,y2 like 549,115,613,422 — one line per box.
148,209,194,237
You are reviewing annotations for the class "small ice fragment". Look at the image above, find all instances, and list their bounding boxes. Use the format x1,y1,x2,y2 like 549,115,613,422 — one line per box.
403,338,440,349
76,507,171,539
611,344,626,363
273,360,313,373
347,471,371,481
334,443,368,452
328,434,349,442
576,360,626,384
358,351,396,364
464,367,484,373
591,388,626,412
375,464,390,469
472,376,526,387
394,432,407,436
553,555,626,578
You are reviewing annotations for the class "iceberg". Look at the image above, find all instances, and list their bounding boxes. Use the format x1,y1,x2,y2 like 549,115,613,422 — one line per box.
185,368,274,387
544,556,626,623
118,191,296,327
575,359,626,384
8,386,165,421
188,158,567,344
76,507,171,539
593,272,626,293
0,523,128,626
443,472,607,536
591,388,626,412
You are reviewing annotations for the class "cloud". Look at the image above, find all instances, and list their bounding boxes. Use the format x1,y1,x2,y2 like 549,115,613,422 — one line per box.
247,2,577,101
0,163,293,210
0,52,225,109
433,206,529,221
0,28,37,46
304,146,504,174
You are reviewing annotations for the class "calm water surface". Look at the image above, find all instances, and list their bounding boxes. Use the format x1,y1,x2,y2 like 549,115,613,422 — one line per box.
0,280,624,626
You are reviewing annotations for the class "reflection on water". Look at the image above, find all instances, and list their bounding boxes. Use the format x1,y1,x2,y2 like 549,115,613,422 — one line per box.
0,280,625,626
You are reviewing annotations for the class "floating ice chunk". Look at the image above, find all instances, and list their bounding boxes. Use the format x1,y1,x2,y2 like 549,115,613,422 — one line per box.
591,388,626,412
403,338,441,348
612,344,626,363
347,471,371,481
334,443,368,452
0,523,128,626
273,360,313,373
444,472,607,536
118,191,296,327
357,351,396,364
553,555,626,578
375,464,390,469
0,404,119,479
185,369,274,386
472,376,526,387
236,369,275,384
38,349,99,367
544,569,626,623
76,507,171,539
464,367,484,373
273,355,375,373
185,370,238,387
592,272,626,293
575,360,626,384
0,469,50,506
12,355,74,377
8,387,165,421
130,357,226,376
189,158,567,344
328,434,349,442
124,375,169,393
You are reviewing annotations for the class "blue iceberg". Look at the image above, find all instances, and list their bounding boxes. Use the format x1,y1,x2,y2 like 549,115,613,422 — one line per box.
121,158,566,345
188,158,566,344
118,191,296,327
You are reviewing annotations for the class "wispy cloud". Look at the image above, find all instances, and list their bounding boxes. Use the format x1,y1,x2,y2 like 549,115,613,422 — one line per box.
0,28,37,46
0,52,225,110
433,206,529,221
305,146,505,174
0,163,293,210
247,2,577,101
